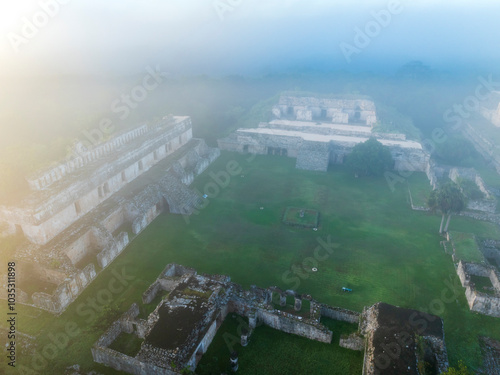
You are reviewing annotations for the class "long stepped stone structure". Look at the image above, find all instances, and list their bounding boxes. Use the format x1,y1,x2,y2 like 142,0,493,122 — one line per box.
0,116,220,314
218,95,430,172
93,264,448,375
462,92,500,174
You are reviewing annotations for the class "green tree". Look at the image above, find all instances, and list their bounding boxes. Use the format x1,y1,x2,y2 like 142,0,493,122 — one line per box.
441,361,472,375
427,182,466,233
346,137,394,177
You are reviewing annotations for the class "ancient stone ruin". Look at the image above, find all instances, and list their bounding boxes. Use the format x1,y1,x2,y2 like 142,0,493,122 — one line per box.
479,91,500,128
271,95,377,125
360,302,449,375
0,116,220,314
218,94,430,172
457,261,500,318
449,167,496,213
93,264,449,375
463,92,500,174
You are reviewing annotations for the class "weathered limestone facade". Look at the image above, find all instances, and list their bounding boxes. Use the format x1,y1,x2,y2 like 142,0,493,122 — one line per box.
457,261,500,318
0,116,198,245
462,93,500,174
218,96,429,172
94,264,448,375
273,95,377,126
0,117,220,314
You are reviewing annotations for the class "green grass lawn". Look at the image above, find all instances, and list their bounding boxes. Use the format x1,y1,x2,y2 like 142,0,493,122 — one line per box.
470,275,496,296
407,172,433,207
449,231,485,263
197,314,363,375
108,332,143,357
2,152,500,374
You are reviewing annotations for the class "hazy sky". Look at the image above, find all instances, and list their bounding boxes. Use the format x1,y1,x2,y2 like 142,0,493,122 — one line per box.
1,0,499,76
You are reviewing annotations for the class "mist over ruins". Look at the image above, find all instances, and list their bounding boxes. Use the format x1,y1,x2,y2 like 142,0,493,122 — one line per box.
1,2,500,375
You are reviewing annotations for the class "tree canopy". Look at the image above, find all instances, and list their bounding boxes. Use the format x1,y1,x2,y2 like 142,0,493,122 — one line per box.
441,361,472,375
346,137,394,176
427,181,467,233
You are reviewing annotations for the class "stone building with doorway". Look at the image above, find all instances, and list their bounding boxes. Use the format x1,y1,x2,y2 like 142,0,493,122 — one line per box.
218,94,429,172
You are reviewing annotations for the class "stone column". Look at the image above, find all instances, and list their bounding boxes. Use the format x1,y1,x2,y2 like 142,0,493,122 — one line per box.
240,328,249,347
266,290,273,305
280,293,286,307
230,351,239,372
294,297,302,312
248,312,257,330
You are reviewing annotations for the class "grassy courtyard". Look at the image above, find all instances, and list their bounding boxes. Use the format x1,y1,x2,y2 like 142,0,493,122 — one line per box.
449,231,485,263
282,207,320,228
2,152,500,374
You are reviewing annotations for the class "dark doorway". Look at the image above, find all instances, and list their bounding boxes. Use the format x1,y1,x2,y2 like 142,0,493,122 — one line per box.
161,197,170,213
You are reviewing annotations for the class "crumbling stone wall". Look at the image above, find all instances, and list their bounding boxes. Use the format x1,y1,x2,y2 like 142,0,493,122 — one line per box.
32,263,96,313
296,141,330,171
142,264,197,304
257,309,332,343
449,167,497,213
457,261,500,318
392,146,430,172
339,333,364,351
320,305,360,324
92,305,179,375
